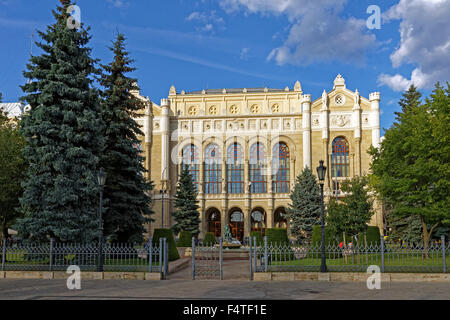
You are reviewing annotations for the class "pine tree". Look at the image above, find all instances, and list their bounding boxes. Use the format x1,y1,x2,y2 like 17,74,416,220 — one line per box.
99,33,153,243
15,0,104,243
396,84,422,116
172,167,200,236
285,167,322,242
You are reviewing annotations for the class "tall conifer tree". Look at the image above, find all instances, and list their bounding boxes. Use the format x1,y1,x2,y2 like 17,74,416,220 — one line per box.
99,34,153,243
286,167,322,242
16,0,104,242
172,167,200,236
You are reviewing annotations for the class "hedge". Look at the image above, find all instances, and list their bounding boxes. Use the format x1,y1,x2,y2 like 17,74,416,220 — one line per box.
312,226,381,246
250,231,263,246
177,231,192,247
152,229,180,261
203,232,216,246
265,228,290,246
311,225,343,246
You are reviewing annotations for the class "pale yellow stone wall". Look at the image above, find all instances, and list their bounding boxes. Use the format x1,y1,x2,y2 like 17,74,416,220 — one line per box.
133,75,383,239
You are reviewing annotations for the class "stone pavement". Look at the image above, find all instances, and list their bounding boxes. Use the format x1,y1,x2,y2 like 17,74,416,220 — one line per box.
0,279,449,300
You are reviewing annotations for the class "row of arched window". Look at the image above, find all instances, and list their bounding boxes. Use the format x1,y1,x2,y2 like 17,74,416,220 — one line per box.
181,137,350,194
182,142,291,194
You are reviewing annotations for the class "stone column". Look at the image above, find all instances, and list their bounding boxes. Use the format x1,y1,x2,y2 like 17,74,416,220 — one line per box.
302,94,312,169
353,92,362,176
160,99,170,183
370,92,381,149
144,102,152,181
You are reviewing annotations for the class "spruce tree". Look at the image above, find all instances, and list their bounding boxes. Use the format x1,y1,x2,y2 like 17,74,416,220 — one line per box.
99,33,153,243
285,167,322,242
16,0,104,243
172,167,200,236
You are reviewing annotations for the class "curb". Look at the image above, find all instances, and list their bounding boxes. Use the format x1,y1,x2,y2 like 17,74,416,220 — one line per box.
0,271,163,280
253,272,450,282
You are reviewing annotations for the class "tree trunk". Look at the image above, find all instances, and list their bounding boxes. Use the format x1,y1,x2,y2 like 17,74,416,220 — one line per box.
421,216,439,260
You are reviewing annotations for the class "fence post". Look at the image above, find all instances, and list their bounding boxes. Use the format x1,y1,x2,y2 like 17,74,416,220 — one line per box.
219,238,223,280
163,238,168,279
49,238,54,272
253,237,257,272
1,239,6,272
191,237,195,280
148,238,153,273
380,236,385,273
249,236,253,281
442,235,446,273
264,236,268,273
159,238,163,275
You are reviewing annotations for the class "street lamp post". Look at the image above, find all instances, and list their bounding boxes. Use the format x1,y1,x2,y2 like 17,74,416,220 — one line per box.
97,168,107,272
160,189,166,229
316,160,328,273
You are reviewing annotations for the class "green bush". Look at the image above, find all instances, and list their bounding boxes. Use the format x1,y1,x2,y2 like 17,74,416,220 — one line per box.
250,231,263,246
359,226,381,245
152,229,180,261
266,228,289,245
311,225,343,246
203,232,216,246
177,231,193,247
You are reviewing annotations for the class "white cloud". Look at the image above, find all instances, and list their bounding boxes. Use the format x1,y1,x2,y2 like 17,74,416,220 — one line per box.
378,0,450,91
240,47,249,60
219,0,376,65
106,0,128,8
186,10,225,33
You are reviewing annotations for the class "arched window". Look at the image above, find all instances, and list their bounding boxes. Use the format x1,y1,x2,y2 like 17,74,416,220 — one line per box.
227,143,244,194
182,144,200,190
250,143,267,193
251,209,266,235
204,144,222,194
272,143,290,193
332,137,350,177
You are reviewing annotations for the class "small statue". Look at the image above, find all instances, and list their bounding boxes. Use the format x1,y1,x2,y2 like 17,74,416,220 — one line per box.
322,90,328,109
224,225,233,243
354,89,360,106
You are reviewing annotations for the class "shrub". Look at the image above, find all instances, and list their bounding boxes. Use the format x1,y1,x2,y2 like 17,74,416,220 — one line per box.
203,232,216,246
359,226,381,245
152,229,180,261
177,231,192,247
266,228,289,246
250,231,263,246
311,225,342,246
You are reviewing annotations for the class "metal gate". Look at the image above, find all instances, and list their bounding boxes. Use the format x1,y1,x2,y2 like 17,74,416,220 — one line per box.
191,237,223,280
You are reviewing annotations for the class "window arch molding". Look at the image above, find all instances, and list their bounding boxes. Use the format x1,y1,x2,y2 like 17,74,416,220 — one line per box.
272,142,291,194
204,143,222,194
331,136,350,178
270,135,296,162
249,142,267,193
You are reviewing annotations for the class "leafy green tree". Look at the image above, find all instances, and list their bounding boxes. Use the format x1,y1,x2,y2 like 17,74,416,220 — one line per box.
386,208,422,243
172,166,200,236
327,176,374,239
99,33,153,243
0,99,27,240
370,84,450,254
15,0,104,243
285,167,321,241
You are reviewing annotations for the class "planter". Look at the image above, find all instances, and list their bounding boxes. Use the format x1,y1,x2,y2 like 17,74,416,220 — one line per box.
177,247,189,258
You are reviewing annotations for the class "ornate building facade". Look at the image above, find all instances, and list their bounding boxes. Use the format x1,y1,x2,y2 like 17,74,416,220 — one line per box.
133,75,383,241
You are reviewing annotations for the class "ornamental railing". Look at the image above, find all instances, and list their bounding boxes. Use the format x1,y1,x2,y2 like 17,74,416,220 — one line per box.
250,235,448,274
0,238,167,275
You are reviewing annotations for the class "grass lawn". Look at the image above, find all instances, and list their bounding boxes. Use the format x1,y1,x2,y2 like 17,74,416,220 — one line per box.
268,253,450,272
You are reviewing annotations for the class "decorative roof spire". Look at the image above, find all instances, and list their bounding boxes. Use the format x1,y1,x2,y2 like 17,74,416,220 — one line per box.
333,74,346,89
294,80,302,92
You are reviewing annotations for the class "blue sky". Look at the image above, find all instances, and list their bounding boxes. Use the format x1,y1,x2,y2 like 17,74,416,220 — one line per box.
0,0,449,135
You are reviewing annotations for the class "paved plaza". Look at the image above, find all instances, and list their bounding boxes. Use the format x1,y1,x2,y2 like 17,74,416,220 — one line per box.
0,278,448,300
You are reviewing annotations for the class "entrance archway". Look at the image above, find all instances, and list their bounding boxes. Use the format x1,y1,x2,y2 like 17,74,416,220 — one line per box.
207,208,221,238
251,208,266,236
274,207,288,230
229,209,244,242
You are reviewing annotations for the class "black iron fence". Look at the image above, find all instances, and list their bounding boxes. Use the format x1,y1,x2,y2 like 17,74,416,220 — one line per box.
250,235,449,274
0,238,167,274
